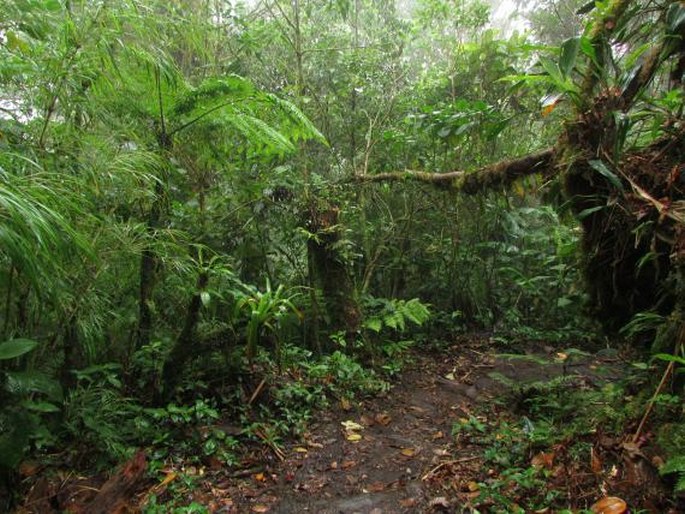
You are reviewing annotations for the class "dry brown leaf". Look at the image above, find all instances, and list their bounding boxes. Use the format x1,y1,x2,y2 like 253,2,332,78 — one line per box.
400,498,418,508
367,481,386,492
432,431,444,440
18,461,41,477
531,451,555,469
590,496,628,514
591,447,603,473
375,412,392,426
360,415,374,426
251,505,269,513
341,460,357,469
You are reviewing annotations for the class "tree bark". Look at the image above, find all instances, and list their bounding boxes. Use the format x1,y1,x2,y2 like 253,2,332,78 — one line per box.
353,148,555,193
160,270,209,399
307,205,361,340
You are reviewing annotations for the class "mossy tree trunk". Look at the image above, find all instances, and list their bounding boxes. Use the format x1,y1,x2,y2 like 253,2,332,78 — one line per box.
307,203,361,342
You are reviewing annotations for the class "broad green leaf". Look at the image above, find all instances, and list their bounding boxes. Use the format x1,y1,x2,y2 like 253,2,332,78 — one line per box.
0,339,38,360
577,205,605,219
651,353,685,366
22,400,61,413
5,371,63,401
589,160,624,192
559,37,580,78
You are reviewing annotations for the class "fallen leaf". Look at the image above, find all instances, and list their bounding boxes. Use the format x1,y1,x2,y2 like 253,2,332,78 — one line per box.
590,496,628,514
445,372,456,380
531,451,555,469
368,481,386,492
360,415,374,426
158,472,178,488
346,433,362,442
341,420,364,431
294,447,308,453
340,398,352,410
341,460,357,469
428,496,450,508
432,431,444,440
252,505,269,513
466,481,480,492
18,461,40,477
591,447,603,473
400,498,418,508
400,448,417,457
556,352,568,361
253,473,266,482
375,412,392,426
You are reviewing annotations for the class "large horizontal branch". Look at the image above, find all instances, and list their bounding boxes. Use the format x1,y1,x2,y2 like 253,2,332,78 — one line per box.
353,148,555,194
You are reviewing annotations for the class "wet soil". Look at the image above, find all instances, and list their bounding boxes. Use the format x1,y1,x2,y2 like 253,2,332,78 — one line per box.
219,338,634,513
17,337,676,513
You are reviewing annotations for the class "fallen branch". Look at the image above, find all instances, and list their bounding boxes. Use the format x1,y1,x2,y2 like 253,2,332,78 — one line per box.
353,148,555,194
421,456,480,481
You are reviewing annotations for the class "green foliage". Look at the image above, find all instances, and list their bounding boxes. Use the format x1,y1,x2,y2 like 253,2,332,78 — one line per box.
362,297,430,333
234,280,301,365
0,339,37,360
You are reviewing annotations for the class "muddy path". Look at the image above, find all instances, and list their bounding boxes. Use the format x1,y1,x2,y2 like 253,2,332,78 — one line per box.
19,338,672,513
218,339,635,513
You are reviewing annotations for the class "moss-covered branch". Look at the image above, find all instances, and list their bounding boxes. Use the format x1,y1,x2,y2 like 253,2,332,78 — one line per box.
353,148,555,194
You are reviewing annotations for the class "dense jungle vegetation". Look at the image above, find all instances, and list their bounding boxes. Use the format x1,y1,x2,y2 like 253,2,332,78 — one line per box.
1,0,684,512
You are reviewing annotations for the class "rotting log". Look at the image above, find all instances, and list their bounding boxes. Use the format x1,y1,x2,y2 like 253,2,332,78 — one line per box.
84,451,147,514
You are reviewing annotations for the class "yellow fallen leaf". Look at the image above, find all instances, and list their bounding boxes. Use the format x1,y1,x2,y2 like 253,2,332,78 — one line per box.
467,481,480,492
341,420,364,431
254,472,266,482
294,447,308,453
346,433,362,442
341,398,352,410
400,448,416,457
158,471,178,487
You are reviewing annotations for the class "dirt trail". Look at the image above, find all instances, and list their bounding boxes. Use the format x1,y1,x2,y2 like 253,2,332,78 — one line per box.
222,339,628,513
16,338,676,513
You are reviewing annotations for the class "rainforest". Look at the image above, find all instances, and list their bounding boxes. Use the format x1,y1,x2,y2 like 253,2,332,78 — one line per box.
1,0,684,512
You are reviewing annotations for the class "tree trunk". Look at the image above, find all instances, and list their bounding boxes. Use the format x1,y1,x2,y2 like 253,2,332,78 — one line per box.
307,204,361,340
160,270,209,399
